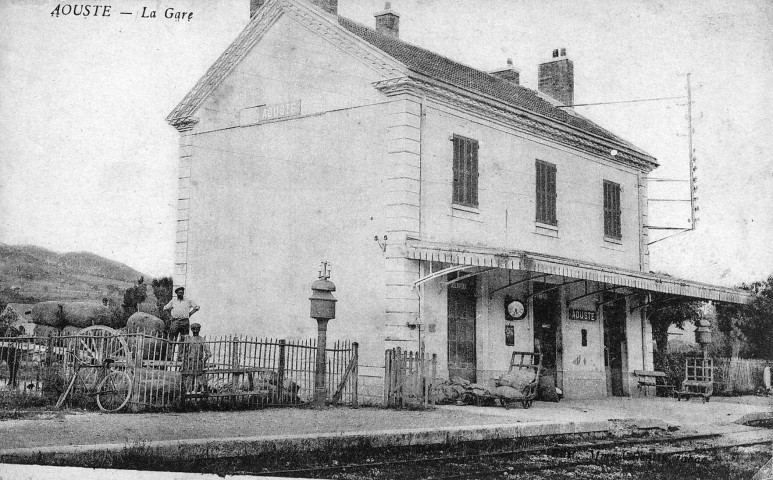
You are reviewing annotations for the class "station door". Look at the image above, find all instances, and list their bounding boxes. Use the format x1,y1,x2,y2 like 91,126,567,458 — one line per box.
448,276,476,383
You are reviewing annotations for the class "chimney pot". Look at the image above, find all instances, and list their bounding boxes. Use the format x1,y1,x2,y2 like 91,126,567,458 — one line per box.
552,49,559,58
507,57,513,67
560,47,567,57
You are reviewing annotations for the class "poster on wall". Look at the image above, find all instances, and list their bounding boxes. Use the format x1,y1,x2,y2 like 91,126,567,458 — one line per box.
505,324,515,346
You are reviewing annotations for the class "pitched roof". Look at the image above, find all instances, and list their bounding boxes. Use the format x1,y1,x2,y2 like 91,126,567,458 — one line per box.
167,0,655,166
338,16,655,163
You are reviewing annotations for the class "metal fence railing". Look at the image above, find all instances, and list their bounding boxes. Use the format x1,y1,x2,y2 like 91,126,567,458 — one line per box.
0,331,358,411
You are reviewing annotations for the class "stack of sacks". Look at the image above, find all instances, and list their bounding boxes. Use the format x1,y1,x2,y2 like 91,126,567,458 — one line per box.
433,376,496,404
493,369,536,400
126,312,168,360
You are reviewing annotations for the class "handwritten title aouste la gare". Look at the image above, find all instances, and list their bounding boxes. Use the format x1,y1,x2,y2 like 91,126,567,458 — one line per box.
50,4,194,22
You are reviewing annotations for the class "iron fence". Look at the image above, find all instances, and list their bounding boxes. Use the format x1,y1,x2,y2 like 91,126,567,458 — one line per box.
0,332,358,411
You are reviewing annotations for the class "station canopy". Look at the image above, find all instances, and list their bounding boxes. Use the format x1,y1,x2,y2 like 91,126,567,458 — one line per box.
406,240,751,305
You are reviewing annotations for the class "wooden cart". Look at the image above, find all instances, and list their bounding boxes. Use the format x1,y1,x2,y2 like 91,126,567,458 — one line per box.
676,357,713,403
462,351,542,409
498,350,543,409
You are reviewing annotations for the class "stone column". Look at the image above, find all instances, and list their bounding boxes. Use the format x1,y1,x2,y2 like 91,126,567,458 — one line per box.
173,118,198,291
383,94,422,352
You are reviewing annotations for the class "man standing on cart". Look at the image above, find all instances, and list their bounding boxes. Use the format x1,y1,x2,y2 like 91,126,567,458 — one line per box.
163,286,200,339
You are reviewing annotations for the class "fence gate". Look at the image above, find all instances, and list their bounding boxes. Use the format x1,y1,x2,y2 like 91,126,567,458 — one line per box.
384,346,437,408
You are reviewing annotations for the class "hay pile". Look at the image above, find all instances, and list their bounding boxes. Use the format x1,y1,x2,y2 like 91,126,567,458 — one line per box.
126,312,165,334
30,301,124,335
126,313,168,360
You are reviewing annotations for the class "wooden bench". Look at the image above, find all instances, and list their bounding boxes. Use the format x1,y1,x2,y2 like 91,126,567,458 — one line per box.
633,370,674,397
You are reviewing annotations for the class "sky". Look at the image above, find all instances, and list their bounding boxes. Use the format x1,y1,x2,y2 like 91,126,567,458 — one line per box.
0,0,771,286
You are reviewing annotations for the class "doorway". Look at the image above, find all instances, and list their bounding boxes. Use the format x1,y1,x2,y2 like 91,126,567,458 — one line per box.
603,295,627,396
533,283,561,383
448,275,476,382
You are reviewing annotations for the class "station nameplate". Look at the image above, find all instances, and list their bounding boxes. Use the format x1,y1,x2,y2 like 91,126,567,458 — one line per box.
241,100,301,126
569,309,596,321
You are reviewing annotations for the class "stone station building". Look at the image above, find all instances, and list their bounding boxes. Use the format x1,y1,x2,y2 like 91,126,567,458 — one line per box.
166,0,750,400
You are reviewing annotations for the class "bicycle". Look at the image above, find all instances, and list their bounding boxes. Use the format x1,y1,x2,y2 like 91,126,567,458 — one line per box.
55,326,132,413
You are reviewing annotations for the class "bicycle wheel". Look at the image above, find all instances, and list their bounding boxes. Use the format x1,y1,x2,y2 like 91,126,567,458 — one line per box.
96,370,132,412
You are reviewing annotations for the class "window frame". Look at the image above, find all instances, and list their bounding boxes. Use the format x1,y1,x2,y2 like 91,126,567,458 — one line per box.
535,159,558,226
603,180,622,240
452,134,479,208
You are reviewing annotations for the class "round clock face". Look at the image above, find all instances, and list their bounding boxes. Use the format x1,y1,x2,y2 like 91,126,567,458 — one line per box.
507,300,526,320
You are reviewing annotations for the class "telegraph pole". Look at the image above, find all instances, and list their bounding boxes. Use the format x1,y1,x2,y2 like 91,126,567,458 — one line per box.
687,73,697,229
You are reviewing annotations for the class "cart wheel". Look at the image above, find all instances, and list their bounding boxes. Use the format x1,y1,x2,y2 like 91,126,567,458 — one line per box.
522,400,532,409
76,326,129,368
504,401,511,410
704,396,710,403
97,370,132,413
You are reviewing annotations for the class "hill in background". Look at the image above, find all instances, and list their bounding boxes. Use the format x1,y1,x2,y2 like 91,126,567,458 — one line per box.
0,243,155,307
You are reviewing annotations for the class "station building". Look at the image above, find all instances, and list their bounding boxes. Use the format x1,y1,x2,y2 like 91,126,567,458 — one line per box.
166,0,750,399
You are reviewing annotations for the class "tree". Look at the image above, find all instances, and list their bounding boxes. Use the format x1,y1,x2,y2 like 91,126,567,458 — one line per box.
647,293,702,355
715,275,773,359
122,277,148,317
152,277,174,327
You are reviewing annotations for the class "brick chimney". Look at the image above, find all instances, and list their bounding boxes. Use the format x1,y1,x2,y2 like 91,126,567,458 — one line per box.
251,0,337,17
490,58,520,86
538,48,574,107
374,2,400,38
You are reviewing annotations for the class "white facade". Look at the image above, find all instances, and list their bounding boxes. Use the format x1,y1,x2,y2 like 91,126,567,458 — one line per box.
167,0,746,401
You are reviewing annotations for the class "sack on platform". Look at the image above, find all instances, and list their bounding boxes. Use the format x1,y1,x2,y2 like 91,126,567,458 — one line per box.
31,302,65,328
61,302,112,328
495,370,534,391
126,312,165,334
494,385,522,400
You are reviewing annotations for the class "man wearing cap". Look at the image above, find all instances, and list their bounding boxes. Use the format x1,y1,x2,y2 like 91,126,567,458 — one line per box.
163,287,200,338
182,322,211,393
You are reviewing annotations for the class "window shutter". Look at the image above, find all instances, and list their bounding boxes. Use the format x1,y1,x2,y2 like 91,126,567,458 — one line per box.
535,160,557,226
451,135,479,208
604,180,622,239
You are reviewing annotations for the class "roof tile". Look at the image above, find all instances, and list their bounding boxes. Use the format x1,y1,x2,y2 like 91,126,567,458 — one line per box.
338,16,651,159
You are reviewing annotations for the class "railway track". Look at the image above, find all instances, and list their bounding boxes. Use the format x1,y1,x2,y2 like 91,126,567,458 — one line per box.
233,428,772,479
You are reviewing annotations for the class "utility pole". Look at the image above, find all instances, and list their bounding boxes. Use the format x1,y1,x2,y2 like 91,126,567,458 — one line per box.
687,73,697,229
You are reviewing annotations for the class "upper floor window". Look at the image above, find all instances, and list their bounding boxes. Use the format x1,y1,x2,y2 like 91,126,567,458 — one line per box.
452,135,479,208
535,160,557,225
603,180,622,239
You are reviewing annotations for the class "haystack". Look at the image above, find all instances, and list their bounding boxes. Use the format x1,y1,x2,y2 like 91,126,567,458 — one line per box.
31,302,65,328
126,312,165,334
61,302,112,329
